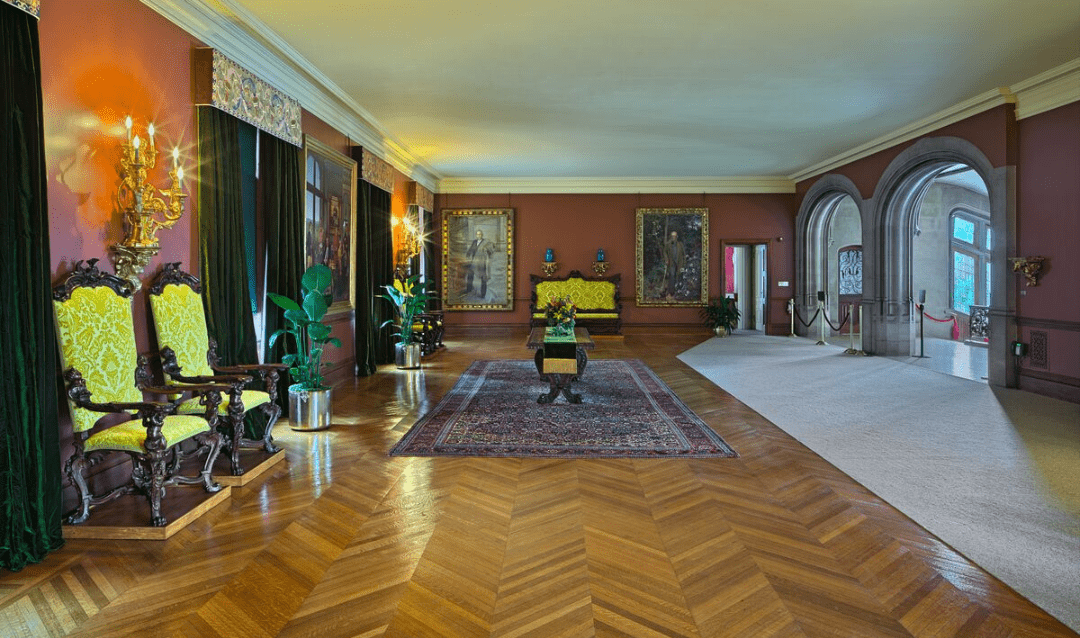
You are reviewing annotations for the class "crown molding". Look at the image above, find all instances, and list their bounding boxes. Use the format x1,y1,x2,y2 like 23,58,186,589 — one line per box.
436,177,795,195
1012,58,1080,120
788,87,1017,184
139,0,440,190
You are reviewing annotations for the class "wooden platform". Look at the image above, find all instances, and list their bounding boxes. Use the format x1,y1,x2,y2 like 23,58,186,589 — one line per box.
210,447,287,487
61,486,231,541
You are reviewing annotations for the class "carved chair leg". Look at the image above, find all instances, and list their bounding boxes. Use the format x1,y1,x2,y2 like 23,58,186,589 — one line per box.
260,402,282,454
146,453,169,527
227,406,246,476
195,430,224,494
65,455,92,525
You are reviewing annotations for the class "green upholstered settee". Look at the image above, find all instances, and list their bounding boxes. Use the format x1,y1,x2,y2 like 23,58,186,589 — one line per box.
530,270,622,335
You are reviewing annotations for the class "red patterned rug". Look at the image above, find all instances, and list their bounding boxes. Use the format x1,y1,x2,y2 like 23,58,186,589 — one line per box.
389,359,737,459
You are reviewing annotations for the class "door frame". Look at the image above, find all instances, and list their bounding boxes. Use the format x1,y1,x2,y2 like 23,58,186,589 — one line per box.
720,238,773,332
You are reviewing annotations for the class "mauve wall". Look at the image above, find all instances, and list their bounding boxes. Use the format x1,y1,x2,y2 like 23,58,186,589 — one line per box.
1016,102,1080,396
435,192,798,334
41,0,203,351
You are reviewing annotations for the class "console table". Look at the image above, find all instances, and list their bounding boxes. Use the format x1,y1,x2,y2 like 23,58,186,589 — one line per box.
525,327,594,403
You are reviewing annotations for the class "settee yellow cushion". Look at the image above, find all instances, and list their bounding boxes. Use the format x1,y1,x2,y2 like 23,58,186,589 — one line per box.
535,278,616,310
54,286,144,433
84,415,209,454
149,284,215,378
532,312,620,319
177,389,271,415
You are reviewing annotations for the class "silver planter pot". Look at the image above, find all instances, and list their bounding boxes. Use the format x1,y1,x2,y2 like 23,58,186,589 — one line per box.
396,342,422,369
288,385,333,431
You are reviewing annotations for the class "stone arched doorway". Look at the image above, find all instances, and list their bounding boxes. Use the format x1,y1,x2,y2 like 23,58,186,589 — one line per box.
795,175,866,340
867,137,1015,387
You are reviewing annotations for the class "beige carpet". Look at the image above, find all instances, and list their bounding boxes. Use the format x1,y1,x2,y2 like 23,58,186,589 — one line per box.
679,333,1080,632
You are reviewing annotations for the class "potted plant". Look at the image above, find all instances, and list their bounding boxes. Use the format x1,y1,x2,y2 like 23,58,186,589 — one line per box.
378,274,431,369
701,297,741,336
267,264,342,431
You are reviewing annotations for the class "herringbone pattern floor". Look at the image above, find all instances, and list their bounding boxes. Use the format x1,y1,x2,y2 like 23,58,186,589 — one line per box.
1,328,1075,637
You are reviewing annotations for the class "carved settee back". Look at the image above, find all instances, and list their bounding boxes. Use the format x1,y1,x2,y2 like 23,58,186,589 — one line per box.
530,270,622,335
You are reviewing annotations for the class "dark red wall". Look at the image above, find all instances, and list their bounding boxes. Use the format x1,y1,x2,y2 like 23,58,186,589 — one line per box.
435,192,798,333
1016,102,1080,389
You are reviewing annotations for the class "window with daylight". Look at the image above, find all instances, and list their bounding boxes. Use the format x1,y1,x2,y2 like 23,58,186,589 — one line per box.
950,208,991,314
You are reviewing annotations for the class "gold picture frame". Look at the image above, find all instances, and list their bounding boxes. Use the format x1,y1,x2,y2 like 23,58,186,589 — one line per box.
635,207,709,307
441,208,515,311
303,135,357,315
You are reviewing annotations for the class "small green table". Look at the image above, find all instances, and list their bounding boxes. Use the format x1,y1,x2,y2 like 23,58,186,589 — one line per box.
526,327,594,403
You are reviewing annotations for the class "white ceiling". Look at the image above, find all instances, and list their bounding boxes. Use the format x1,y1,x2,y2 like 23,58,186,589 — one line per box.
224,0,1079,183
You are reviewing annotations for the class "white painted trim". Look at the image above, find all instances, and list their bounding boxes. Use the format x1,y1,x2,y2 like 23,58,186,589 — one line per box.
788,88,1017,184
140,0,441,190
437,177,795,195
1012,58,1080,120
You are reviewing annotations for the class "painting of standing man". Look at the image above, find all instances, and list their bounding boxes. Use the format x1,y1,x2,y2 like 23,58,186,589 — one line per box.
442,209,515,311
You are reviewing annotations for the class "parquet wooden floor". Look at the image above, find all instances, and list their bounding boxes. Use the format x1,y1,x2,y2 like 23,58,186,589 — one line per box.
2,327,1076,637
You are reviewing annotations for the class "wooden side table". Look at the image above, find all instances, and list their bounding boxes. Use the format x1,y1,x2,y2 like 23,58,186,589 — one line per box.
525,327,594,403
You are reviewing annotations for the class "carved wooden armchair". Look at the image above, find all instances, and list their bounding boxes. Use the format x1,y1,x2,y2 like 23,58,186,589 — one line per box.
53,260,230,527
148,263,285,477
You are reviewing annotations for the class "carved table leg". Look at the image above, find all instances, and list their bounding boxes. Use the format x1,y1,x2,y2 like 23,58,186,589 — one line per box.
537,373,582,404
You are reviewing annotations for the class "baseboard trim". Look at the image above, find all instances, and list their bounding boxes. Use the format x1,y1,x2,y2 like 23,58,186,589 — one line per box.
1018,370,1080,404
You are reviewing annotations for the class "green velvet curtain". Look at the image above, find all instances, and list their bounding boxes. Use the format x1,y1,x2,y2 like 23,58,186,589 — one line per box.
261,133,304,407
0,4,64,571
354,174,395,376
196,107,263,435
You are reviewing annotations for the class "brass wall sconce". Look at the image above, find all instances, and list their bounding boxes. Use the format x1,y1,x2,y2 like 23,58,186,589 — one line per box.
109,116,187,291
1010,256,1046,286
541,261,559,277
392,209,423,277
592,261,610,276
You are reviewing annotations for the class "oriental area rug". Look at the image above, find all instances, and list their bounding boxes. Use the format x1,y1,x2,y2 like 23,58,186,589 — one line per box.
390,359,737,459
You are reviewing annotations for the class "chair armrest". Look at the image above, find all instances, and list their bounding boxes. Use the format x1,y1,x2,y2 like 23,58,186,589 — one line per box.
64,368,179,418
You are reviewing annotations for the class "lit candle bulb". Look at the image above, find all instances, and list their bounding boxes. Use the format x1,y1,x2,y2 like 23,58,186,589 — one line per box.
124,116,132,143
172,147,180,169
147,123,155,148
133,135,141,162
176,166,184,185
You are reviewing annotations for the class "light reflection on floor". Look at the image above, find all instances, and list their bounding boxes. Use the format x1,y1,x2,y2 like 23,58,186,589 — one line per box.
895,337,989,383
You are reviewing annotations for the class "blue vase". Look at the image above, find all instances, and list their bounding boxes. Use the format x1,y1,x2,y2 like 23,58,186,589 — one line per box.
597,248,605,262
545,248,554,262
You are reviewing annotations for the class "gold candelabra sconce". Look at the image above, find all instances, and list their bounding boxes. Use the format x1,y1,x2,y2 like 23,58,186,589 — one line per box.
1010,256,1046,287
393,211,423,277
109,116,187,291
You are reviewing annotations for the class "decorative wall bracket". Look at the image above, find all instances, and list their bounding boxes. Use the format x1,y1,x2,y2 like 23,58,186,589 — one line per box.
592,261,610,276
541,261,559,277
109,244,159,292
1010,256,1046,286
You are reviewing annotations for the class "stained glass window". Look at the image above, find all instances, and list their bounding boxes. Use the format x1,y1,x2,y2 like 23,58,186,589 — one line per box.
838,247,862,295
953,251,975,313
985,228,992,250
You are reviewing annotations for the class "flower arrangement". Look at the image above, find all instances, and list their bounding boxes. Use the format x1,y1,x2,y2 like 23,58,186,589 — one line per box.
378,274,431,345
544,294,577,335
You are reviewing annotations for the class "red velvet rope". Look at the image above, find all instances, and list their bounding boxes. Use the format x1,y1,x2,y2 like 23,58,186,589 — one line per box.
920,307,957,323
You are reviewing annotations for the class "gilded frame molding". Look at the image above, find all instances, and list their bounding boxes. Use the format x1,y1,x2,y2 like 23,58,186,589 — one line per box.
635,207,709,307
441,209,515,311
303,135,358,315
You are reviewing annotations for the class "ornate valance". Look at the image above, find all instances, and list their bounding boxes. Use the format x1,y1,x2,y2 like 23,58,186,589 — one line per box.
361,148,395,194
408,181,434,211
193,48,302,147
3,0,40,17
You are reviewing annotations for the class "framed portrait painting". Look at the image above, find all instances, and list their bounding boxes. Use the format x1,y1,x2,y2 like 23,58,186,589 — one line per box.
441,209,514,311
635,207,709,307
303,136,357,314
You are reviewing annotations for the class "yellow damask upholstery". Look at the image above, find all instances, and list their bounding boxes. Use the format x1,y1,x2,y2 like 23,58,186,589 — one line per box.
149,284,215,378
535,279,617,310
532,312,620,319
54,286,143,433
177,390,271,415
85,415,209,454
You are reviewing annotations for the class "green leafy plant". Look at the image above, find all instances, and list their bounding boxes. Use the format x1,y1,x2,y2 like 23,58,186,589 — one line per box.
267,264,343,390
701,297,741,333
378,274,431,345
